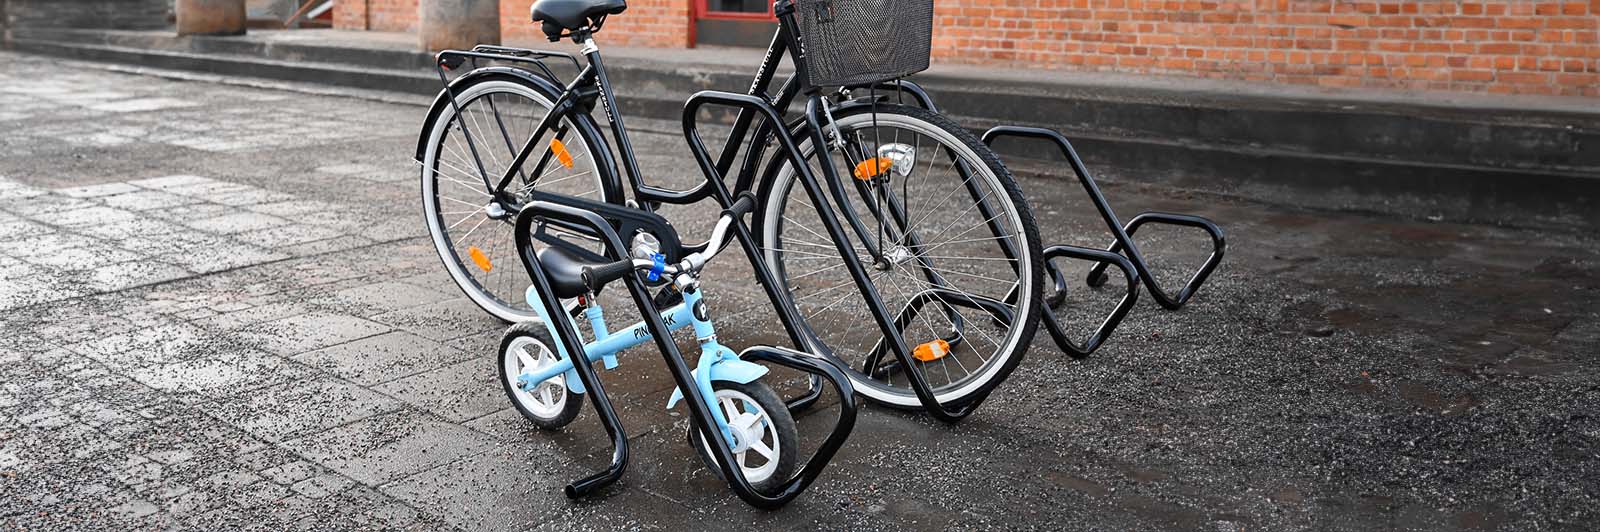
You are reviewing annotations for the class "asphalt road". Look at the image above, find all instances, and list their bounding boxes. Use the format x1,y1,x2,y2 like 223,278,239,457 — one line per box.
1,51,1597,531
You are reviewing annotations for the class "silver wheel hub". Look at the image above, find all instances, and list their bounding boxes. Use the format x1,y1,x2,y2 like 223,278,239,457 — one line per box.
886,245,916,266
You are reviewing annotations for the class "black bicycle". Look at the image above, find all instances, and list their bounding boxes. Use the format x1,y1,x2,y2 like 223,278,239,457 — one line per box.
415,0,1045,420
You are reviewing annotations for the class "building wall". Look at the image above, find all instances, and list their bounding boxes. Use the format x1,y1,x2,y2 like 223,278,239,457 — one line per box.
333,0,419,31
334,0,1599,97
930,0,1598,97
501,0,692,47
338,0,689,45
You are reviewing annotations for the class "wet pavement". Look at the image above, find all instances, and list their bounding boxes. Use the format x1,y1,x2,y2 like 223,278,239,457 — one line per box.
1,51,1597,531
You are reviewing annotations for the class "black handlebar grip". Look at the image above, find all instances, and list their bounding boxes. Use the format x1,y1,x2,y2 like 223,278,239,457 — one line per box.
726,192,757,219
581,260,637,292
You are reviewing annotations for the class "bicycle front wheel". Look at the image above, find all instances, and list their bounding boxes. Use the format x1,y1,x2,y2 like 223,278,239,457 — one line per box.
756,103,1043,409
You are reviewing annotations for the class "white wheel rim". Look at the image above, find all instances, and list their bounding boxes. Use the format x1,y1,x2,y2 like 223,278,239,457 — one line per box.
503,335,566,419
760,111,1035,408
699,388,782,484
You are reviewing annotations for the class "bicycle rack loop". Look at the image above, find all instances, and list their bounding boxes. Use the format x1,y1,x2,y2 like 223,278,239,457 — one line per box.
682,90,996,423
512,198,856,510
862,81,1226,359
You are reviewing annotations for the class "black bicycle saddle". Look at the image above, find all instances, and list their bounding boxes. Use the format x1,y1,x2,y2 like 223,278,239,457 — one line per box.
535,245,612,299
532,0,627,39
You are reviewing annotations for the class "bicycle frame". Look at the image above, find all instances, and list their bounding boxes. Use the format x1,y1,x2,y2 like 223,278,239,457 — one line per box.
513,267,761,446
427,4,1018,423
512,198,856,509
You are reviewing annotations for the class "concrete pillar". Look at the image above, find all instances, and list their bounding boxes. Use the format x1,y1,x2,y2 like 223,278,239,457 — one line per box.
420,0,499,52
176,0,246,35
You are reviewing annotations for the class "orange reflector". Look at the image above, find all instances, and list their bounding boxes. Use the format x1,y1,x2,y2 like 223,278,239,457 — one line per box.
853,157,893,181
467,246,493,273
912,339,951,362
551,138,574,169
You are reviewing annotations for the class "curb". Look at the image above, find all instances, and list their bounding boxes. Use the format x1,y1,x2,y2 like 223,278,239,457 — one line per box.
7,28,1598,228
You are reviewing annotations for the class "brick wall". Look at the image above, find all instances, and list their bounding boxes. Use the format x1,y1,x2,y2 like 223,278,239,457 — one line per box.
329,0,1597,97
930,0,1599,97
501,0,691,47
338,0,689,46
333,0,418,32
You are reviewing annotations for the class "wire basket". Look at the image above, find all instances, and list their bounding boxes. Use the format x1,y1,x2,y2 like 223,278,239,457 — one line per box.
787,0,934,87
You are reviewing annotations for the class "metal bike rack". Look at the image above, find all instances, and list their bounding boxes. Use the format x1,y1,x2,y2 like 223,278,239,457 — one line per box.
979,126,1226,358
682,88,994,423
512,199,857,510
859,82,1226,359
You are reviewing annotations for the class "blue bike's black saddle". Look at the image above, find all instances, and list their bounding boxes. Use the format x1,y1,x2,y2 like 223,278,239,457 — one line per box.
536,245,609,299
532,0,626,38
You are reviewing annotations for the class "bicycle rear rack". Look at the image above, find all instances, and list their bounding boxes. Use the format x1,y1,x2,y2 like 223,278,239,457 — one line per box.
867,82,1225,359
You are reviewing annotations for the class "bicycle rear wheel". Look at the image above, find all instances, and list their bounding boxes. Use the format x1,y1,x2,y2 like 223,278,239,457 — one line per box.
419,72,616,322
756,103,1043,409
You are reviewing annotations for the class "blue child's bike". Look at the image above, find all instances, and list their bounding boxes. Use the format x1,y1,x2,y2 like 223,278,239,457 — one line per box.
496,192,858,508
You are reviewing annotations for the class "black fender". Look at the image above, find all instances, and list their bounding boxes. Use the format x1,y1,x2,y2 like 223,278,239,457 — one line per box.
413,67,625,204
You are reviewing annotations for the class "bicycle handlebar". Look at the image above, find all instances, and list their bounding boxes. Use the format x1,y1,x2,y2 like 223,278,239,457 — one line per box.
580,192,759,290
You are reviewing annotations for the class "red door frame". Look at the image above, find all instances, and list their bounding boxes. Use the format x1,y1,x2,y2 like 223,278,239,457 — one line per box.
690,0,778,47
694,0,778,21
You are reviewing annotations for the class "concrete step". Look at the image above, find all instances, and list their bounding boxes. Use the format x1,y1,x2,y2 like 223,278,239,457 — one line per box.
7,28,1598,228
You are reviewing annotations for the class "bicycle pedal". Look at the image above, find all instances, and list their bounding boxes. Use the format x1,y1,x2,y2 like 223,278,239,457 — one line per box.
912,339,951,362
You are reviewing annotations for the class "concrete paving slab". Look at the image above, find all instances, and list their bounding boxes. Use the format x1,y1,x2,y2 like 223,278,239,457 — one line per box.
370,297,503,342
128,175,217,190
199,376,405,443
380,358,504,423
283,411,499,486
161,242,289,274
89,97,200,113
126,348,312,404
290,330,474,387
55,182,142,198
72,321,217,370
98,189,205,211
233,223,345,249
322,280,458,317
186,212,293,235
48,205,141,227
379,447,574,531
79,260,193,293
24,245,141,271
238,311,392,356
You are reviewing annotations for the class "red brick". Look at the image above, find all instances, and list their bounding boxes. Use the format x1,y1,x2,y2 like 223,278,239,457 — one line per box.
324,0,1600,97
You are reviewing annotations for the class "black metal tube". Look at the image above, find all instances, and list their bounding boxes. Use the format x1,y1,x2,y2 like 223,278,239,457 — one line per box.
432,52,495,191
492,64,597,195
799,96,978,423
980,126,1225,311
585,50,655,208
512,204,628,498
1085,212,1226,309
1039,245,1140,358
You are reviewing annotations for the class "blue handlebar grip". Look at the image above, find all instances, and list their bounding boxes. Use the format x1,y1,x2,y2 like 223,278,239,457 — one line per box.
647,253,666,282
